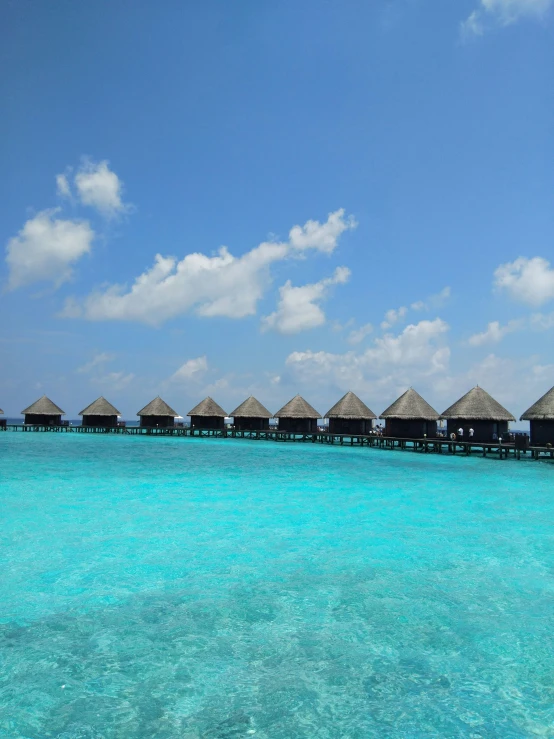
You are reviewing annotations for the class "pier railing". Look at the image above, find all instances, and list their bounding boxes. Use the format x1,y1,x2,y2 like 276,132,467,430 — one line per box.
2,423,552,461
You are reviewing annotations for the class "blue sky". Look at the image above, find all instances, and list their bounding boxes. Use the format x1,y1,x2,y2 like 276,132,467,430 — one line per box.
1,0,553,421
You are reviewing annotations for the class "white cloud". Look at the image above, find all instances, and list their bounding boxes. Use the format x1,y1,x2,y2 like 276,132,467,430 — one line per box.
286,318,450,400
288,209,357,253
381,287,451,330
367,319,450,372
169,356,208,383
429,286,451,308
5,209,94,290
201,376,230,397
77,352,114,373
91,371,135,391
462,0,552,35
262,267,350,335
61,209,356,326
531,362,554,380
381,306,408,330
462,9,485,34
468,318,524,346
74,159,129,218
76,351,133,390
329,318,354,333
530,311,554,330
494,256,554,307
411,286,451,312
56,173,72,199
348,322,373,345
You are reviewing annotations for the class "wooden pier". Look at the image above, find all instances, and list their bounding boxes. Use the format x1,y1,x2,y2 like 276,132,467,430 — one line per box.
2,423,553,461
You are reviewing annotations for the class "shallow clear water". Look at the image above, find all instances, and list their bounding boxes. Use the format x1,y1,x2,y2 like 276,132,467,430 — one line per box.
1,434,554,738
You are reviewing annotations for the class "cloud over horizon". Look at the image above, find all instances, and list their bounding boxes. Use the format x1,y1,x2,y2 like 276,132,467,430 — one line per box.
262,266,351,335
61,209,356,326
285,318,451,402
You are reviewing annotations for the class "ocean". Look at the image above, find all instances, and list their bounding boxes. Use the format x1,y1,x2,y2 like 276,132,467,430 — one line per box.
1,432,553,738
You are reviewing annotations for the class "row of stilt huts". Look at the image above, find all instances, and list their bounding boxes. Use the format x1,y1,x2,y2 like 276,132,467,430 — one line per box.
2,384,554,446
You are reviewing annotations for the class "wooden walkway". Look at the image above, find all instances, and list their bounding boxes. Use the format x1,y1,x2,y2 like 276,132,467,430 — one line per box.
2,424,552,461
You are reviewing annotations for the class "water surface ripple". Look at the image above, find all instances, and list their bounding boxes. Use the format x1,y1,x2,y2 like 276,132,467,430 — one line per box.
1,434,553,738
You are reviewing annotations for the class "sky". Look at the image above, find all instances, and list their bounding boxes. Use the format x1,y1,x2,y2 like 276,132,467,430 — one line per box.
1,0,553,422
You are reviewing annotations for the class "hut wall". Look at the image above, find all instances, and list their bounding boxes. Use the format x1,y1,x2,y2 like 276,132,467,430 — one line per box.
190,415,225,430
385,419,437,439
234,417,270,431
529,420,554,446
328,418,372,435
445,420,509,442
82,414,118,427
24,413,62,426
278,417,317,433
140,415,175,428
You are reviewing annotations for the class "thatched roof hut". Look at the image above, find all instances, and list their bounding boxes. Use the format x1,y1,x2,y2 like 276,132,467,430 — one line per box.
188,397,227,430
380,388,439,438
442,386,515,421
325,391,376,435
441,386,514,442
380,388,439,420
521,385,554,446
231,396,272,418
80,396,121,427
521,386,554,421
275,395,320,433
80,396,121,416
275,395,320,418
0,408,3,415
21,396,65,425
230,396,272,431
137,396,179,428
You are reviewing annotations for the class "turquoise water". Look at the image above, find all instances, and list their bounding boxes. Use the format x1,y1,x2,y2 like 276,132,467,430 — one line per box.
1,435,554,738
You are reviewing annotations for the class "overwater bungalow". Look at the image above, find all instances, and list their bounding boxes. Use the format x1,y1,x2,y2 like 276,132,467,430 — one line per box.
230,396,272,431
137,396,178,428
520,385,554,446
0,408,4,429
79,397,121,427
188,397,227,430
21,396,65,426
441,386,515,442
380,388,439,439
325,391,376,435
275,395,320,433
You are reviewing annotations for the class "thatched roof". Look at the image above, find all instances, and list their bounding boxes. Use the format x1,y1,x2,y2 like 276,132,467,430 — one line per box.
275,395,321,419
441,386,515,421
0,408,3,415
379,388,439,420
79,397,121,417
520,385,554,421
230,396,272,418
21,396,65,416
188,397,227,417
137,396,178,417
325,391,376,419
